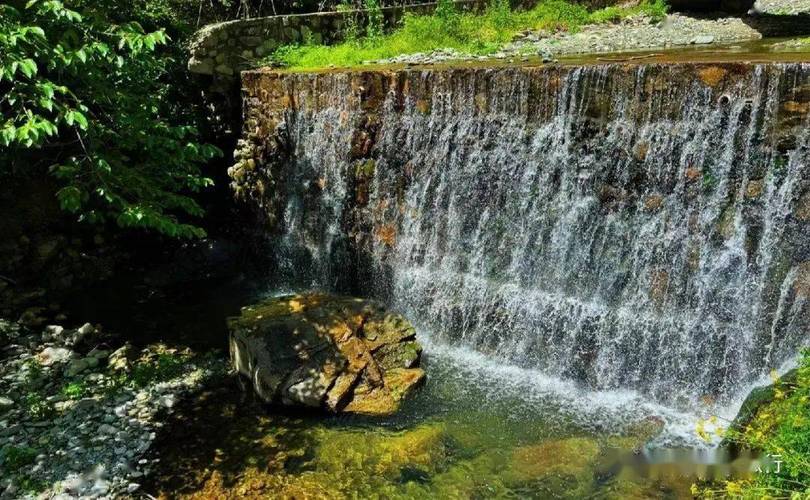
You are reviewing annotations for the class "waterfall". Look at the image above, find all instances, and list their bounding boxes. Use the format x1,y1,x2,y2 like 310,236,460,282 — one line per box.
238,62,810,409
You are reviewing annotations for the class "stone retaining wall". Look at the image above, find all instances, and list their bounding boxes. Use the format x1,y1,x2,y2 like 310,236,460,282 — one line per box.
187,1,484,79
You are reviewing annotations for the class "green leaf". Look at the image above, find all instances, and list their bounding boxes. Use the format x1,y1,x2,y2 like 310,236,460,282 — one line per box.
39,97,53,111
56,186,83,213
1,125,15,147
72,111,88,130
19,58,37,78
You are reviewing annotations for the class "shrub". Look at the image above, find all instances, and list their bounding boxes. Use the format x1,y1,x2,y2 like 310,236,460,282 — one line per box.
0,445,37,471
0,0,220,238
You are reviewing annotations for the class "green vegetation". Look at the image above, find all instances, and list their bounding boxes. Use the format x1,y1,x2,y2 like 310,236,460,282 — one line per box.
61,380,87,399
0,0,221,239
697,350,810,498
127,350,191,386
266,0,668,69
0,445,37,471
791,37,810,48
24,392,55,420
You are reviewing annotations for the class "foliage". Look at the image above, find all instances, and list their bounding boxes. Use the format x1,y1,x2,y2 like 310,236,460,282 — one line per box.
22,358,43,385
24,392,55,420
336,0,361,42
696,350,810,498
118,348,193,387
266,0,669,69
0,0,221,238
588,0,667,24
364,0,384,40
0,445,37,471
61,380,87,399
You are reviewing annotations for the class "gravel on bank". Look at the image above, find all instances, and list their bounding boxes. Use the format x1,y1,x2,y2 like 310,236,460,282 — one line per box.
757,0,810,15
372,11,783,66
0,319,227,499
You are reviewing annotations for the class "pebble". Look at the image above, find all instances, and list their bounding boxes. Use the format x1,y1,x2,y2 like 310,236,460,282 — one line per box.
691,35,715,44
98,423,117,434
38,346,73,366
90,479,110,495
66,358,89,376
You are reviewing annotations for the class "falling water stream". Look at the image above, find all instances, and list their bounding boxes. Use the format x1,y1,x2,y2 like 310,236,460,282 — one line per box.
271,62,810,417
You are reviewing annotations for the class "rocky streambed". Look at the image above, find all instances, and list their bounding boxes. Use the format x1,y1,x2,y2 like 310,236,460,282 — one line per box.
0,319,226,499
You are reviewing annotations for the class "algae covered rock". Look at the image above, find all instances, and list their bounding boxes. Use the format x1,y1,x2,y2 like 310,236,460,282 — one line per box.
228,293,425,415
505,437,600,498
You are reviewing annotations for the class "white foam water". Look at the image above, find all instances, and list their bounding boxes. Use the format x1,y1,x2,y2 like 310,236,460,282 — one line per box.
265,63,810,425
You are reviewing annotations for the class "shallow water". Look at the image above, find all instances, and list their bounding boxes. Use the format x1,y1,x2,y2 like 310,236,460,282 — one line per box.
73,281,765,499
64,276,778,497
143,323,774,499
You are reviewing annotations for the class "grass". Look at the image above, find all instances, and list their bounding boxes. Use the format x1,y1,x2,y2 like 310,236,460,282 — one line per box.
697,350,810,498
264,0,668,70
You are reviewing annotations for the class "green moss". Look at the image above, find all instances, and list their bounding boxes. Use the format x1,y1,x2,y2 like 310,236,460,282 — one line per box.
264,0,669,70
787,37,810,48
314,423,450,477
355,159,376,179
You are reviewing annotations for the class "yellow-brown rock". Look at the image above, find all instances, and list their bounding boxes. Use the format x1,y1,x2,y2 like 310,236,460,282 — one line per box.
228,293,424,415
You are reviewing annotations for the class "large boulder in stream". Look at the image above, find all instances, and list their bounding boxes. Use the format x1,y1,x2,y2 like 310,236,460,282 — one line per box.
228,293,425,415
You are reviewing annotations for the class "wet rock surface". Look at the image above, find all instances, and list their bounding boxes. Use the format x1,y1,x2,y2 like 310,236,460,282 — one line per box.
228,294,425,415
0,318,225,499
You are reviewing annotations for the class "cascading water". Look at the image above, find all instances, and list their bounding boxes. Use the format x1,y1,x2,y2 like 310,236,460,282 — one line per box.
234,62,810,411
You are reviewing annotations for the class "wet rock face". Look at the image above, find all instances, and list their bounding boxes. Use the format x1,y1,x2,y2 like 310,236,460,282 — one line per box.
228,294,425,415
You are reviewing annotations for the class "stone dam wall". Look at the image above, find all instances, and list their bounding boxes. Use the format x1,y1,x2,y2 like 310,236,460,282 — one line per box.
229,61,810,405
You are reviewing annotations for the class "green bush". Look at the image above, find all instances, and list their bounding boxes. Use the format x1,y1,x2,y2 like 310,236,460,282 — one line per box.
61,381,87,399
0,0,220,238
126,350,191,387
24,392,54,420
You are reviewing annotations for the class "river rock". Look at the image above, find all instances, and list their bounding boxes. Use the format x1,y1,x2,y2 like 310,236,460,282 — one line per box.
38,346,73,366
228,293,425,415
